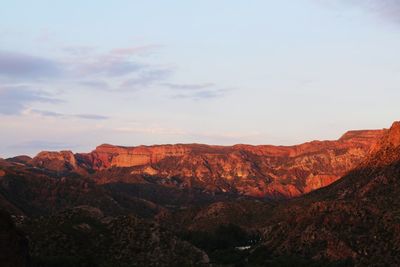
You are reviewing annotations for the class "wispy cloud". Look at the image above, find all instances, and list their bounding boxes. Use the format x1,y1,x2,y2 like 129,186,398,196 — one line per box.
162,82,214,90
358,0,400,22
78,80,110,90
66,45,163,78
74,56,145,77
335,0,400,24
31,109,109,120
0,43,230,121
0,51,61,79
0,45,173,93
74,114,109,120
120,68,173,90
0,85,61,115
161,82,231,100
110,45,164,56
62,45,97,56
171,88,231,100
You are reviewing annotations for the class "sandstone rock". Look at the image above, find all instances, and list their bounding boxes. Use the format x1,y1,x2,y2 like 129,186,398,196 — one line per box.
29,129,385,198
30,150,77,172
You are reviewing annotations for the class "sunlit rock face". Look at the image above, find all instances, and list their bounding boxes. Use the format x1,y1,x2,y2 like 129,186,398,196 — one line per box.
260,122,400,266
29,151,78,172
78,144,191,169
369,122,400,157
29,129,385,198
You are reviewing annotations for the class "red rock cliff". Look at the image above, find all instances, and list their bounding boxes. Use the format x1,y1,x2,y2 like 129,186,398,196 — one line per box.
30,129,385,198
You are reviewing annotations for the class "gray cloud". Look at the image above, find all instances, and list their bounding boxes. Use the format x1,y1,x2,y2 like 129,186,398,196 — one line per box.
0,51,61,79
31,109,109,120
62,45,97,56
362,0,400,22
172,88,230,100
0,86,62,115
78,80,110,90
71,46,164,78
75,114,109,120
164,82,231,100
0,47,156,83
0,47,225,98
110,45,164,57
338,0,400,24
0,45,229,114
79,59,144,77
161,82,214,90
120,68,173,89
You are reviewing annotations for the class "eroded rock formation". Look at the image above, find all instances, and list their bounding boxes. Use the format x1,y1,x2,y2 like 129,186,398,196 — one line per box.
28,129,385,198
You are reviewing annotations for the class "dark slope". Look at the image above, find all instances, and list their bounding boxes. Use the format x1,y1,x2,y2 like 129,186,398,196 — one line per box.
0,210,30,267
259,122,400,266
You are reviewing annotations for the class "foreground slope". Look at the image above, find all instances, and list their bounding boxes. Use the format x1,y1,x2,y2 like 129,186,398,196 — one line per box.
0,210,29,267
22,206,209,267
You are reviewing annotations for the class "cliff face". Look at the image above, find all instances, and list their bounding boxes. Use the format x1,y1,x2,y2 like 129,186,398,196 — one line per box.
28,129,385,198
29,151,77,172
260,122,400,265
78,144,191,169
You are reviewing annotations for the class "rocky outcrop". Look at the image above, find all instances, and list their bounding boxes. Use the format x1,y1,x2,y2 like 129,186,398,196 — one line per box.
77,144,191,169
6,156,32,165
87,130,384,198
29,151,78,172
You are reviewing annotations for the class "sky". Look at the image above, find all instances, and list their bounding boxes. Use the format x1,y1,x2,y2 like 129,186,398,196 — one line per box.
1,0,400,157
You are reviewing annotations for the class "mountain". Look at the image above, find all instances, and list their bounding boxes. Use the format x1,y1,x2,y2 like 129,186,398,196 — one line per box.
256,122,400,266
26,129,384,199
1,124,398,266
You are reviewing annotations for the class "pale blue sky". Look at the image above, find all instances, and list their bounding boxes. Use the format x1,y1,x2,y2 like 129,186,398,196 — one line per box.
1,0,399,157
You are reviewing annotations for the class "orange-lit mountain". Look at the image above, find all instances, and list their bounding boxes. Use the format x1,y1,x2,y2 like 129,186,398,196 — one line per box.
28,129,384,199
2,123,399,266
161,122,400,266
252,121,400,265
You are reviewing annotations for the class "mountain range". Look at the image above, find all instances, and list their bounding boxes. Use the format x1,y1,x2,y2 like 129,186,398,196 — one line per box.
0,122,399,266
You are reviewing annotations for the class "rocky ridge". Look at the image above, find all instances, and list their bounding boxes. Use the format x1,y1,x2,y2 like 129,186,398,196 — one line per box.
27,129,385,198
258,122,400,266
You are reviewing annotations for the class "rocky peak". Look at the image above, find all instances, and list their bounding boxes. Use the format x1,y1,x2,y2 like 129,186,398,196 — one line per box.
385,121,400,148
30,150,78,172
369,122,400,153
339,129,386,144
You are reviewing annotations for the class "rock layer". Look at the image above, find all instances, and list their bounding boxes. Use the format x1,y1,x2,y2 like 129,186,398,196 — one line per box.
29,129,385,198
